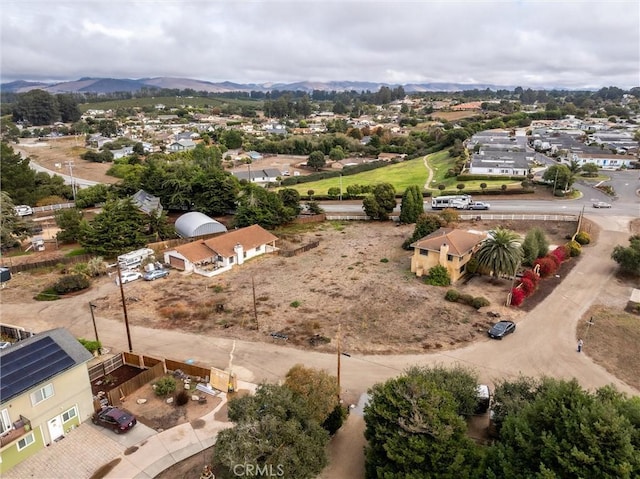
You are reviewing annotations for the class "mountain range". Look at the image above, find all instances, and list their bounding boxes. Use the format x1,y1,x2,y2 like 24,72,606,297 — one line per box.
0,77,509,94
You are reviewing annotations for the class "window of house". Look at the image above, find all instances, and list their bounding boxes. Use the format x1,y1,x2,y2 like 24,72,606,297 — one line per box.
460,264,466,273
447,254,454,262
256,245,262,252
0,409,11,435
17,432,35,451
30,383,54,406
62,407,77,423
230,256,234,264
420,249,428,256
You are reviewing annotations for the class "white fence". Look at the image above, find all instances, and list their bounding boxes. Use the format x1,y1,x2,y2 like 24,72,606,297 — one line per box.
327,214,578,222
33,202,75,213
459,214,579,222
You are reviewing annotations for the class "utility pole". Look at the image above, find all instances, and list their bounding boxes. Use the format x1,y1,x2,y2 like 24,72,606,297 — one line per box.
584,317,595,344
116,262,133,352
251,276,259,331
337,323,342,402
89,302,100,354
65,161,77,202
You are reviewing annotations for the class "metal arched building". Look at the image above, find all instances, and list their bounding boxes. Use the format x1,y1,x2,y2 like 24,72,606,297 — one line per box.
174,212,228,239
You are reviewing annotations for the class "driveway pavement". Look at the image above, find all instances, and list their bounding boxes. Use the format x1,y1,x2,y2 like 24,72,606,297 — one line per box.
1,214,638,477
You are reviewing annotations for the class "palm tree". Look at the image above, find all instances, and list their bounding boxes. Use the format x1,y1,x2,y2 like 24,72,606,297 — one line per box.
475,228,523,278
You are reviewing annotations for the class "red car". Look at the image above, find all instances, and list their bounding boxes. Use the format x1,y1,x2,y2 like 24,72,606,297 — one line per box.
92,407,137,434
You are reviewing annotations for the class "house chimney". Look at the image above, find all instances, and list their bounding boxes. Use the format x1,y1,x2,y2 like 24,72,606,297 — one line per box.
439,243,449,266
234,243,244,265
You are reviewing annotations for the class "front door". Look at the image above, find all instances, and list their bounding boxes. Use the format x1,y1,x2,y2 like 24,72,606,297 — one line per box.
47,416,64,441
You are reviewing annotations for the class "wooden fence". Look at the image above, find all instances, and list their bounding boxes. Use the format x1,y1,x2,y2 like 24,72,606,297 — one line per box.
165,359,210,379
107,361,166,406
0,253,95,273
293,214,326,224
88,354,124,382
279,240,320,257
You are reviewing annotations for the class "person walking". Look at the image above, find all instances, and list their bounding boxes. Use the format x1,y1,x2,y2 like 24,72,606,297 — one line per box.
577,339,583,353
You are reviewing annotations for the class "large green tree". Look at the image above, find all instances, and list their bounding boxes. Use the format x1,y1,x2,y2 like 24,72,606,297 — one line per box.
521,227,550,265
363,182,396,221
78,198,148,257
485,378,640,478
284,364,339,425
364,366,482,478
1,142,37,205
0,192,30,249
214,384,329,479
611,235,640,277
55,208,84,244
475,227,523,277
399,185,424,224
11,90,59,126
543,164,574,191
307,150,326,171
234,184,296,229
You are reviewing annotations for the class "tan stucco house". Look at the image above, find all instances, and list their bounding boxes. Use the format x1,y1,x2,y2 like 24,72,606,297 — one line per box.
410,228,487,283
0,329,94,473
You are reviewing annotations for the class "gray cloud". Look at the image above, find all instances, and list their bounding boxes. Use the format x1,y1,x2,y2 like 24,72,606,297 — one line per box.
2,0,638,88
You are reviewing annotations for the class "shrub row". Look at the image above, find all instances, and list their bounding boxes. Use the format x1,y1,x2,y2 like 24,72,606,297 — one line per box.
445,289,491,309
456,174,527,181
511,242,581,307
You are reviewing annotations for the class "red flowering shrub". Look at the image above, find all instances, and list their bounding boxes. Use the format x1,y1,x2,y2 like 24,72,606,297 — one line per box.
547,253,561,268
533,256,557,278
519,277,536,297
551,246,566,263
510,287,525,307
522,269,540,286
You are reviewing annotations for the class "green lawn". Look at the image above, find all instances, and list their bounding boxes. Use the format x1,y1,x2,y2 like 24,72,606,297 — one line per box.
283,150,527,197
286,157,430,195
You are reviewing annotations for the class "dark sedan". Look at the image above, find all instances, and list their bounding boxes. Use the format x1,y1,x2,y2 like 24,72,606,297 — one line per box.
92,407,137,434
488,320,516,339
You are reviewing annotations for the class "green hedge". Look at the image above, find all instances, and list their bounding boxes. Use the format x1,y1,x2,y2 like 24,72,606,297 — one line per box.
456,174,527,181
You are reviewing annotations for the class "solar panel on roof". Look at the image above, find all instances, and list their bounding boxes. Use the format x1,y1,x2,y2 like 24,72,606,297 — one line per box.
0,336,75,402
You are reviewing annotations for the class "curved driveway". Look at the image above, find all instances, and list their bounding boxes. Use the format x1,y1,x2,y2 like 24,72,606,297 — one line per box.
2,214,638,397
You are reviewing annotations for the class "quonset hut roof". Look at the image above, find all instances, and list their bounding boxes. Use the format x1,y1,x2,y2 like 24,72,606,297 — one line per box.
175,212,228,239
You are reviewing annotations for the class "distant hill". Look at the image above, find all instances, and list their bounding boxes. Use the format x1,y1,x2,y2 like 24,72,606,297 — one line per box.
1,76,510,94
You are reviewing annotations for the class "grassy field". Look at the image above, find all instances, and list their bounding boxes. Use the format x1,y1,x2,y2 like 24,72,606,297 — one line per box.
79,96,262,112
285,149,527,196
580,304,640,391
286,157,430,195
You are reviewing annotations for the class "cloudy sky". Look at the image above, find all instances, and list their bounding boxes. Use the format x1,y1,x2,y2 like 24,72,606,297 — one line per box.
2,0,639,89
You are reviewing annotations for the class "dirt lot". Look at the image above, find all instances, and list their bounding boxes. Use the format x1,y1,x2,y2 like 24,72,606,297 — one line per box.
2,220,578,355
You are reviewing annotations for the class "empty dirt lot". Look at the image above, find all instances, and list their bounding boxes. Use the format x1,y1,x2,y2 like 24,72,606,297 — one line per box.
4,220,577,354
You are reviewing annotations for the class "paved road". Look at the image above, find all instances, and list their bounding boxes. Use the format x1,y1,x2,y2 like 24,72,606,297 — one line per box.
2,214,637,398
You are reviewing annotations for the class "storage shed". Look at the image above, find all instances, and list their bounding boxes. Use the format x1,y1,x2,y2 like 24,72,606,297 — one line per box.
175,212,228,239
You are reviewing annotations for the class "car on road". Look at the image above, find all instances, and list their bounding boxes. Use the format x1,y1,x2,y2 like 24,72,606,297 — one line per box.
143,268,170,281
116,271,143,285
592,201,612,208
14,205,34,216
92,407,137,434
469,201,490,210
488,320,516,339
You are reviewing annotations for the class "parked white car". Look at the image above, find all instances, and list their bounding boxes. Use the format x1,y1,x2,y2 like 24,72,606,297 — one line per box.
116,271,143,285
14,205,34,216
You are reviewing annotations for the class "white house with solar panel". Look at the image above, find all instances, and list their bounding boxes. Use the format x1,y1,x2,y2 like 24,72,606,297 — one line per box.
0,329,94,473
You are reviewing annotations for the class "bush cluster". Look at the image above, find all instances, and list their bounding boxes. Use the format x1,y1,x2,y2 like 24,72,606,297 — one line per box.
444,289,490,309
566,240,582,257
575,231,591,245
154,377,177,397
425,265,451,286
52,274,90,294
175,390,190,406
